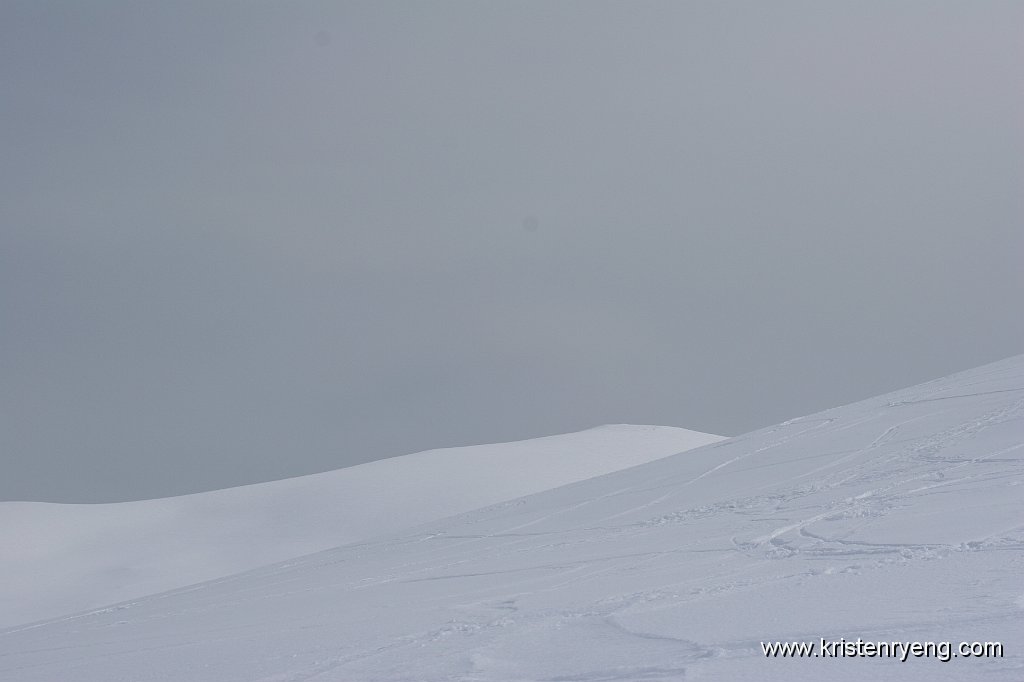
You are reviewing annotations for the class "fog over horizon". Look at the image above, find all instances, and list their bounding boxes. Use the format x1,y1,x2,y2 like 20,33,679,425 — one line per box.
2,2,1022,502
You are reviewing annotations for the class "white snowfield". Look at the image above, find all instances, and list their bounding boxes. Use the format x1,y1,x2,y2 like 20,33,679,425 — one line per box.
3,357,1024,681
0,424,722,630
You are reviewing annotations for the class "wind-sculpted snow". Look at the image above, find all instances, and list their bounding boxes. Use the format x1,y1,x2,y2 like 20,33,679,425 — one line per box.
0,425,721,628
2,357,1023,681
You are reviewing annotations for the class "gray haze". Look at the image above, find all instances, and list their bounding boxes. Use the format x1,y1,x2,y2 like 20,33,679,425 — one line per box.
2,2,1022,502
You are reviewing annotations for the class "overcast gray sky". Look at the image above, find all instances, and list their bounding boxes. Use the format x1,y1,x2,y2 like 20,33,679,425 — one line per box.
2,1,1022,502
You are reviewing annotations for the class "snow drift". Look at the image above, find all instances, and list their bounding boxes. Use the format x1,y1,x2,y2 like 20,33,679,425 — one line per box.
0,424,721,629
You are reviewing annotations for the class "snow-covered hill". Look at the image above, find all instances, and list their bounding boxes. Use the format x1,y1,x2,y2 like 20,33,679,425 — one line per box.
0,425,722,629
2,356,1023,681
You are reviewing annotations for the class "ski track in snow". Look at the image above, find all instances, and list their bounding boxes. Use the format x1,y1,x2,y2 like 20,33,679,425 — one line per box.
2,356,1024,681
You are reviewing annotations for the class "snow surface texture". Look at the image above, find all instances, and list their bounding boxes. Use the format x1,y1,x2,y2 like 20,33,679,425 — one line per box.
3,356,1023,681
0,425,722,629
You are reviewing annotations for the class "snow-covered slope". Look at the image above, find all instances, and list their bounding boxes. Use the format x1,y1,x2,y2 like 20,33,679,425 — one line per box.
0,424,721,629
3,356,1023,681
